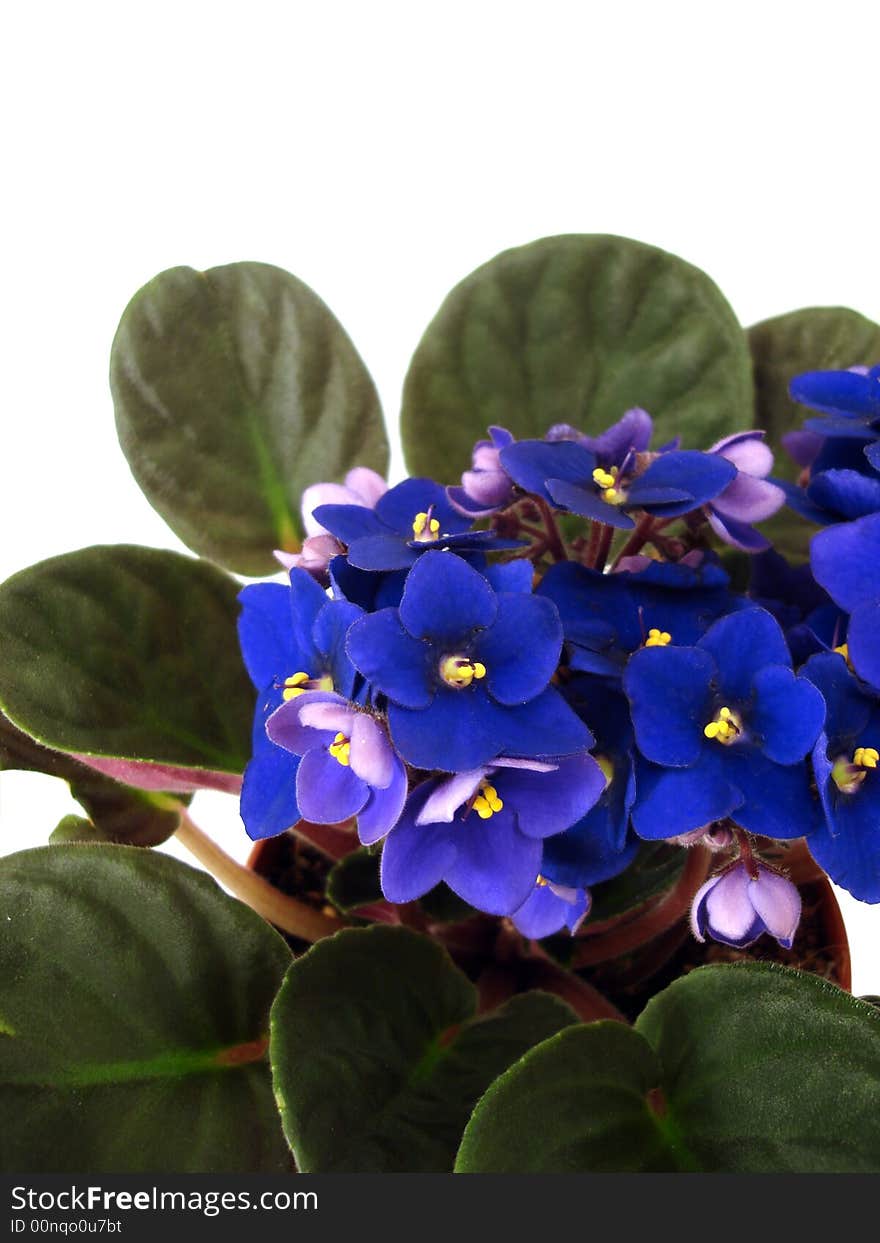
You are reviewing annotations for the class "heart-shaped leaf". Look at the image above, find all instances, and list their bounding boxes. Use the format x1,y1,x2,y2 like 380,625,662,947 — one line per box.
0,546,253,786
270,925,577,1171
401,234,753,479
112,261,388,575
0,845,292,1172
747,308,880,561
456,963,880,1172
1,710,186,847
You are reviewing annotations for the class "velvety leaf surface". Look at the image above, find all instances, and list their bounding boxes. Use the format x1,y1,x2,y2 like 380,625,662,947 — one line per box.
748,307,880,559
401,234,752,479
0,846,292,1172
0,710,185,847
325,847,384,913
457,964,880,1172
270,925,577,1171
111,261,388,575
0,546,253,782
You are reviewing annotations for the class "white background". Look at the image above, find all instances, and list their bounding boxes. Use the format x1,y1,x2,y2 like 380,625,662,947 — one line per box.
2,1,878,990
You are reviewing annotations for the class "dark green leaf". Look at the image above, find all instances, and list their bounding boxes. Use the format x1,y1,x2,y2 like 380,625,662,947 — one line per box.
111,261,388,575
587,840,685,924
0,546,253,784
0,710,184,847
0,846,292,1172
748,307,880,559
419,882,477,924
325,847,383,913
457,963,880,1172
270,925,577,1171
401,234,752,479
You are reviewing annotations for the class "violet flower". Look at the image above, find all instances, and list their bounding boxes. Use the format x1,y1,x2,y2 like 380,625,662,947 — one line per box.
705,431,784,551
691,860,801,949
447,426,517,518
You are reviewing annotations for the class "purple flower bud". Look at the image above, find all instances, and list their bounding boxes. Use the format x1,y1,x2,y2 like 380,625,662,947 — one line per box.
301,468,388,537
691,861,801,949
447,427,516,518
274,534,343,580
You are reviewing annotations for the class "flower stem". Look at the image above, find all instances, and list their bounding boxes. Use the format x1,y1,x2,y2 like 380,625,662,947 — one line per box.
174,810,345,942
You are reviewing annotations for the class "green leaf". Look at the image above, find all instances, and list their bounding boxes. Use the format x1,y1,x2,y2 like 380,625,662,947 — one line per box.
270,925,577,1171
586,840,685,924
325,847,383,913
49,814,110,843
111,261,388,575
401,234,752,479
0,546,253,784
0,845,292,1172
455,1022,671,1172
457,963,880,1172
748,307,880,559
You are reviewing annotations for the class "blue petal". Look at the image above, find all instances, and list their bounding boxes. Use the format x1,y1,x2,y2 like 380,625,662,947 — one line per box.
848,600,880,691
749,665,826,764
501,754,606,839
790,368,880,418
444,813,541,915
623,645,716,766
546,478,635,528
801,651,874,743
296,746,370,824
542,813,639,889
240,713,301,841
629,451,736,514
380,785,458,903
630,754,742,839
511,885,589,939
347,534,418,571
866,441,880,471
311,503,387,545
475,593,562,705
237,583,297,690
387,686,500,771
811,512,880,612
496,687,594,760
398,550,497,643
808,795,880,903
311,600,362,700
807,469,880,521
499,439,597,503
357,755,409,845
698,607,791,701
346,609,435,708
724,750,820,839
375,477,471,537
483,560,534,594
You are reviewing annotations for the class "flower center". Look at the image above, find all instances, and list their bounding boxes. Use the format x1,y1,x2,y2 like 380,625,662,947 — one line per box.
439,654,487,688
704,705,742,744
592,465,626,505
281,671,334,701
831,746,879,794
472,781,503,819
329,732,351,766
412,508,441,542
834,642,852,668
644,627,672,647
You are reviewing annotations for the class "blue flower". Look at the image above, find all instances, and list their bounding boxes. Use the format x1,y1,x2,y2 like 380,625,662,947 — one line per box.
237,568,362,840
790,365,880,441
378,755,605,915
346,551,591,771
538,555,742,679
265,690,407,844
540,680,639,888
749,549,845,666
510,881,591,938
802,651,880,902
690,860,801,949
623,607,826,840
500,430,735,531
811,512,880,692
313,476,523,572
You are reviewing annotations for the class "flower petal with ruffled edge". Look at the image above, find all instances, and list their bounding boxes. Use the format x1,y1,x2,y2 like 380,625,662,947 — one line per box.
295,746,369,824
623,645,717,767
697,607,790,702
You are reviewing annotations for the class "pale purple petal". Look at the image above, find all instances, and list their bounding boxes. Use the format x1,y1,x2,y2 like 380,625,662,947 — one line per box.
693,867,756,943
707,509,771,552
713,473,785,523
711,430,774,477
298,699,355,735
749,867,801,948
782,429,823,469
267,691,347,755
357,754,408,844
416,768,490,824
275,535,342,576
301,482,365,536
344,467,389,508
349,713,395,789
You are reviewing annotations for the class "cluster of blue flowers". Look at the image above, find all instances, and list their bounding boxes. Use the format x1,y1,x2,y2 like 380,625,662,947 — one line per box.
237,372,880,949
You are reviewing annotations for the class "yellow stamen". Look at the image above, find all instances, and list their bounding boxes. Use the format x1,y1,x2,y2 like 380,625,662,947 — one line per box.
282,672,310,701
854,746,879,770
412,511,441,541
834,643,852,668
644,628,672,648
704,705,742,744
439,655,487,688
328,731,351,766
472,781,504,819
596,755,614,788
536,874,550,887
592,465,625,504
